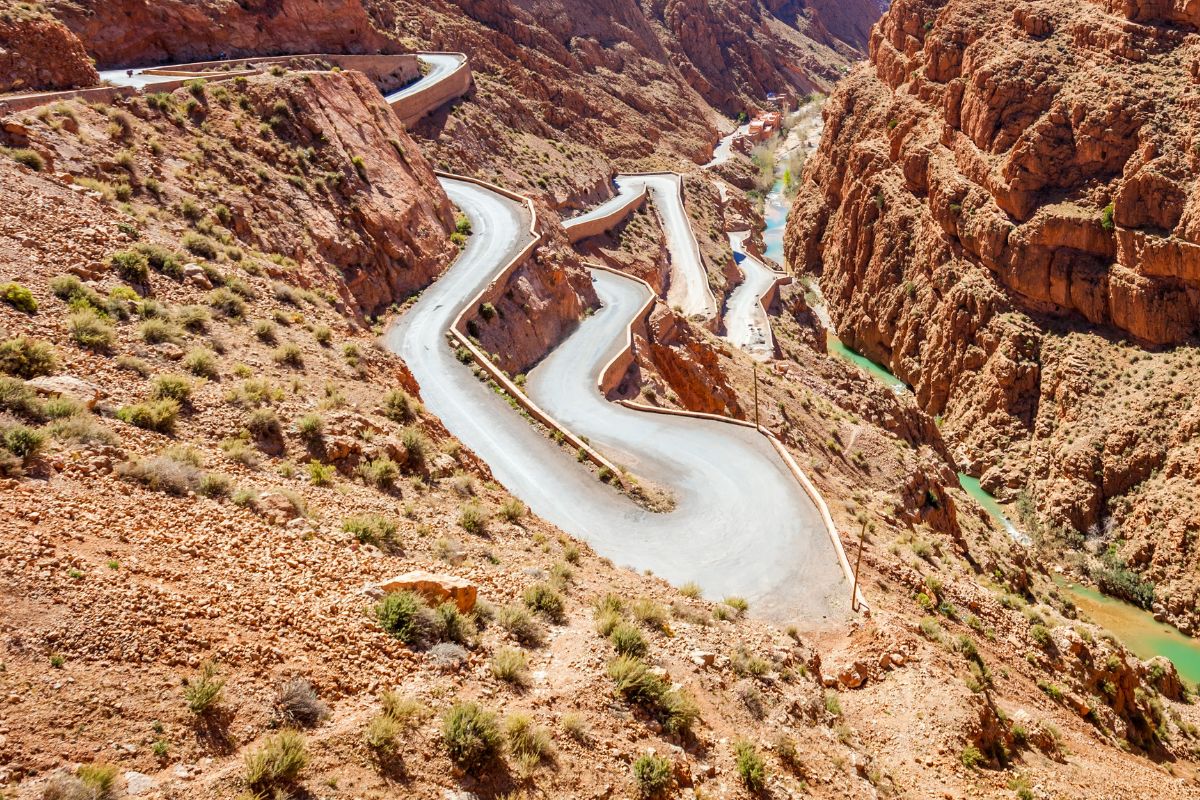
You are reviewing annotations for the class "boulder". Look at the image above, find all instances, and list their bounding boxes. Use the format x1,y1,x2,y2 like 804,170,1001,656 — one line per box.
258,492,301,523
379,571,476,613
25,375,103,409
183,263,212,290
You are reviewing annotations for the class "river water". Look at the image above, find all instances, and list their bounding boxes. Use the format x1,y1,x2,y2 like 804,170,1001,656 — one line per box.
762,157,1200,679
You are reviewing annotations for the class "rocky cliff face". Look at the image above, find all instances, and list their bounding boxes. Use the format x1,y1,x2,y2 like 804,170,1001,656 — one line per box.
0,3,97,93
2,69,455,317
43,0,398,67
789,0,1200,628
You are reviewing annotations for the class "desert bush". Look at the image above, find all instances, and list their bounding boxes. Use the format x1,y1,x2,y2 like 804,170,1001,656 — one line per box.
608,655,698,734
183,348,219,378
207,287,245,318
313,325,332,346
116,399,179,433
498,604,543,646
499,498,525,522
139,317,184,345
360,455,399,489
441,702,501,770
632,752,673,798
306,459,335,485
50,415,118,447
491,647,530,687
246,408,282,438
560,712,589,742
295,413,323,441
152,374,193,404
631,598,669,631
0,338,56,379
243,730,307,793
110,250,149,284
2,146,44,171
273,678,329,728
118,455,201,495
400,426,428,468
184,661,225,715
375,591,438,646
197,472,231,498
343,514,399,549
135,243,183,278
253,320,277,343
2,424,45,459
177,304,210,332
0,282,36,313
610,622,648,657
458,501,488,535
183,232,218,259
40,395,80,419
734,740,767,792
68,308,115,351
272,343,304,368
524,582,565,623
382,389,419,422
0,377,42,417
363,713,401,758
505,713,553,774
227,379,282,407
678,581,702,599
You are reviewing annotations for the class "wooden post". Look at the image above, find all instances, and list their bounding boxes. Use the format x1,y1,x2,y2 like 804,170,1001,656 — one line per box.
753,362,759,430
851,518,868,612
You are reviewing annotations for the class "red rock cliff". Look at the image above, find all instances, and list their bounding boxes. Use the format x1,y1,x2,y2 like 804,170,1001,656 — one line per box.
789,0,1200,629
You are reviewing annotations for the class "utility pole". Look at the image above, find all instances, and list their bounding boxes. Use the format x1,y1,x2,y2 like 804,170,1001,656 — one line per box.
752,361,759,430
851,513,872,612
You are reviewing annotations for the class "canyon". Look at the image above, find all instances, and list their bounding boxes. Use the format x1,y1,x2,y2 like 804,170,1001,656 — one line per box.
1,0,1200,798
790,0,1200,633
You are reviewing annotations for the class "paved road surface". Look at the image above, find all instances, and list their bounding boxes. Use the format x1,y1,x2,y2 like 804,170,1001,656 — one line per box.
722,231,777,360
386,179,847,624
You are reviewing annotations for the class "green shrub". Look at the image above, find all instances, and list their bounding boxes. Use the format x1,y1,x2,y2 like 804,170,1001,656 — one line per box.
0,336,56,378
183,348,219,378
313,325,332,346
152,373,193,403
1101,203,1116,232
76,763,118,797
361,455,399,489
734,740,767,792
458,501,488,534
68,308,115,350
342,514,398,549
441,702,501,770
679,581,702,599
524,582,565,623
383,389,419,422
50,415,118,447
272,342,304,368
116,399,179,432
117,455,202,495
253,319,277,343
375,591,436,645
491,647,530,686
0,282,36,313
139,317,184,345
306,459,335,485
135,243,184,278
499,497,526,522
246,408,282,438
632,752,673,798
177,304,211,332
110,250,149,283
607,655,698,734
183,232,218,259
631,598,669,631
960,744,984,769
0,377,41,417
363,713,401,757
295,413,323,441
2,146,44,171
2,424,45,458
505,712,553,770
207,287,245,318
610,622,647,657
197,472,231,498
498,604,543,646
243,730,307,792
184,661,224,714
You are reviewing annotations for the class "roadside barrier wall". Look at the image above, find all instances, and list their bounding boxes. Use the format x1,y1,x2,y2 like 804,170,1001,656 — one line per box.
390,53,471,126
562,185,646,243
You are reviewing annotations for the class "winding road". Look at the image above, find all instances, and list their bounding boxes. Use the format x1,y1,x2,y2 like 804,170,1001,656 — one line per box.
72,50,849,622
722,231,777,359
390,180,846,623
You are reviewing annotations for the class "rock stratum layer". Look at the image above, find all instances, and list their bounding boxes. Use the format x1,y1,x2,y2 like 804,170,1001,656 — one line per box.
789,0,1200,628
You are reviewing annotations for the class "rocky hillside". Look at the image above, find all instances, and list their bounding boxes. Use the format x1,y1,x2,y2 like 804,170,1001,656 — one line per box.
0,2,95,93
788,0,1200,630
